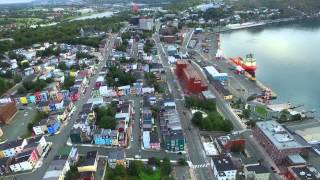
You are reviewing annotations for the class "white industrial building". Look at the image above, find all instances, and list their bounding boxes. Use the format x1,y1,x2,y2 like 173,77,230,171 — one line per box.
139,18,154,31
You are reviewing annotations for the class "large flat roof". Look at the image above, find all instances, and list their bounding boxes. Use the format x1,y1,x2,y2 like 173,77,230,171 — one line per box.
256,120,308,150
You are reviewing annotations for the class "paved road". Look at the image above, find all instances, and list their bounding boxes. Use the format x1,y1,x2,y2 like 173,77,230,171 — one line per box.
11,35,117,180
154,25,214,180
187,42,280,174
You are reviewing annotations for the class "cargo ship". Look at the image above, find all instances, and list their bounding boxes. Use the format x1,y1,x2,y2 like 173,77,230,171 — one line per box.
230,54,256,80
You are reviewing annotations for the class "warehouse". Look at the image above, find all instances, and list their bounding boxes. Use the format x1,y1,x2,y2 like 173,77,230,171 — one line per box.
176,60,208,94
0,103,17,124
204,66,228,81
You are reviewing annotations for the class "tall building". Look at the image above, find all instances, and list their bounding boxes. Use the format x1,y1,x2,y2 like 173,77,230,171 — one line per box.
253,120,310,165
139,17,154,31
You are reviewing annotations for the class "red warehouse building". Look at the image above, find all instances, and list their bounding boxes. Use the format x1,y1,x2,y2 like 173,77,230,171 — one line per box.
175,60,208,94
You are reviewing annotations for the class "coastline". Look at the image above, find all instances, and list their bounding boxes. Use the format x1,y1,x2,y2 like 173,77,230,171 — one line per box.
213,16,320,33
216,17,320,117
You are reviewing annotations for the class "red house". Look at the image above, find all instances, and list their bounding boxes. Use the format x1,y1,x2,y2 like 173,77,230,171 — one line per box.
78,171,94,180
176,60,208,94
214,135,245,153
70,89,80,101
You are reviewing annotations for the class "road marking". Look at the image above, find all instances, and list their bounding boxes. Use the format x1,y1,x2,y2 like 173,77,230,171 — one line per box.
190,163,210,169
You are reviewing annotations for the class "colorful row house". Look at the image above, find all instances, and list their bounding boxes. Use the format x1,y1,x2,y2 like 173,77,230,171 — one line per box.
0,139,28,158
93,129,119,146
0,136,48,173
32,116,61,135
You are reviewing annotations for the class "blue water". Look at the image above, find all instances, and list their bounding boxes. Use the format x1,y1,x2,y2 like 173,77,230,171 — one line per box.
221,19,320,114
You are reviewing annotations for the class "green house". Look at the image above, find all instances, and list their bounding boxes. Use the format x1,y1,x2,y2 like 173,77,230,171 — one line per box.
164,130,185,152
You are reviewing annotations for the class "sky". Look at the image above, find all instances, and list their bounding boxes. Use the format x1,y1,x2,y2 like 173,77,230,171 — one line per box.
0,0,33,4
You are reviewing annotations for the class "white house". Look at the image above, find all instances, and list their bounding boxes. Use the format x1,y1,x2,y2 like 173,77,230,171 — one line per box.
211,155,237,180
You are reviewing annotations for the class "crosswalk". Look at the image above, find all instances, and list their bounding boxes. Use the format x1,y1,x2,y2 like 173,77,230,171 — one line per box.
190,163,211,169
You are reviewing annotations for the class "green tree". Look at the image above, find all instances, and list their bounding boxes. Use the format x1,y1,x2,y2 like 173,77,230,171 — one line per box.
99,116,117,129
65,165,80,180
242,109,251,119
279,109,290,122
58,61,67,70
290,114,302,121
63,76,75,90
161,157,172,176
191,111,203,126
114,164,127,177
128,160,144,176
178,158,188,166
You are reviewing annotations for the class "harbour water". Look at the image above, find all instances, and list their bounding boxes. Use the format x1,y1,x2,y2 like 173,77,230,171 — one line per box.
221,19,320,114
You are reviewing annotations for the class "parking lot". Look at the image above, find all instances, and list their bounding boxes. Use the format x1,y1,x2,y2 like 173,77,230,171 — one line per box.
1,107,36,141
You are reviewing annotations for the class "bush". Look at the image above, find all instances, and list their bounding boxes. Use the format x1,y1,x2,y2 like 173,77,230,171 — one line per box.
94,102,117,129
185,96,216,111
178,158,188,166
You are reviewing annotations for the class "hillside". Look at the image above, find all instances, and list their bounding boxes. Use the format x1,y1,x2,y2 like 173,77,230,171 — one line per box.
228,0,320,13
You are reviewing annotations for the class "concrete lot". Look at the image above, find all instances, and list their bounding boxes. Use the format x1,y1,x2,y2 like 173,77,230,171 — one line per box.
1,108,36,141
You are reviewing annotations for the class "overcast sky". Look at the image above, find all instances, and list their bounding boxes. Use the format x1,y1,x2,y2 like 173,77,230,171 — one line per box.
0,0,33,4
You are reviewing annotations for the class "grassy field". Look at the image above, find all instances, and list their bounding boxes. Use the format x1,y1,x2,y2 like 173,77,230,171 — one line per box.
139,170,161,180
255,105,268,118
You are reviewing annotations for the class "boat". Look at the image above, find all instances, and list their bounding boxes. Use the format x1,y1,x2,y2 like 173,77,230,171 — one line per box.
230,54,256,80
230,54,256,71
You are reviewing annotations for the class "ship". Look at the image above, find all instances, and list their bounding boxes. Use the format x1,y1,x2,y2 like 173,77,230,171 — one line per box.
230,54,256,80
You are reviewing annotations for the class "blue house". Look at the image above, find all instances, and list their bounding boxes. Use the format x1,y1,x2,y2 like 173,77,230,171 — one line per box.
47,117,61,135
94,129,112,145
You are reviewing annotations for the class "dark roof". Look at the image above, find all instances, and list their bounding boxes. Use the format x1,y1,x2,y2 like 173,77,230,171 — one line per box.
26,136,43,145
291,166,317,180
0,139,25,150
78,157,96,167
149,63,163,69
0,157,10,166
38,101,50,107
82,103,93,112
150,132,159,143
164,130,184,140
12,155,30,164
246,164,269,174
86,150,98,159
212,80,231,97
212,155,236,172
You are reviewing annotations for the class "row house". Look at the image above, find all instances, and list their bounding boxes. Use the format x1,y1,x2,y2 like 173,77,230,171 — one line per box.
93,129,119,146
43,155,70,180
33,116,61,135
70,115,93,144
9,149,39,172
0,136,47,173
107,150,127,169
0,139,27,158
38,100,64,113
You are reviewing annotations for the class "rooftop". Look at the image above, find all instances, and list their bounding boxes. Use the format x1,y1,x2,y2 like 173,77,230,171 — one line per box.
290,166,318,180
0,139,25,150
245,164,269,174
212,155,236,172
256,120,308,150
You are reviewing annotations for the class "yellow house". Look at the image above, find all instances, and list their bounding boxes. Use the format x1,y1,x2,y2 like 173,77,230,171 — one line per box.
77,151,98,173
69,71,78,77
20,97,28,105
0,151,5,158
